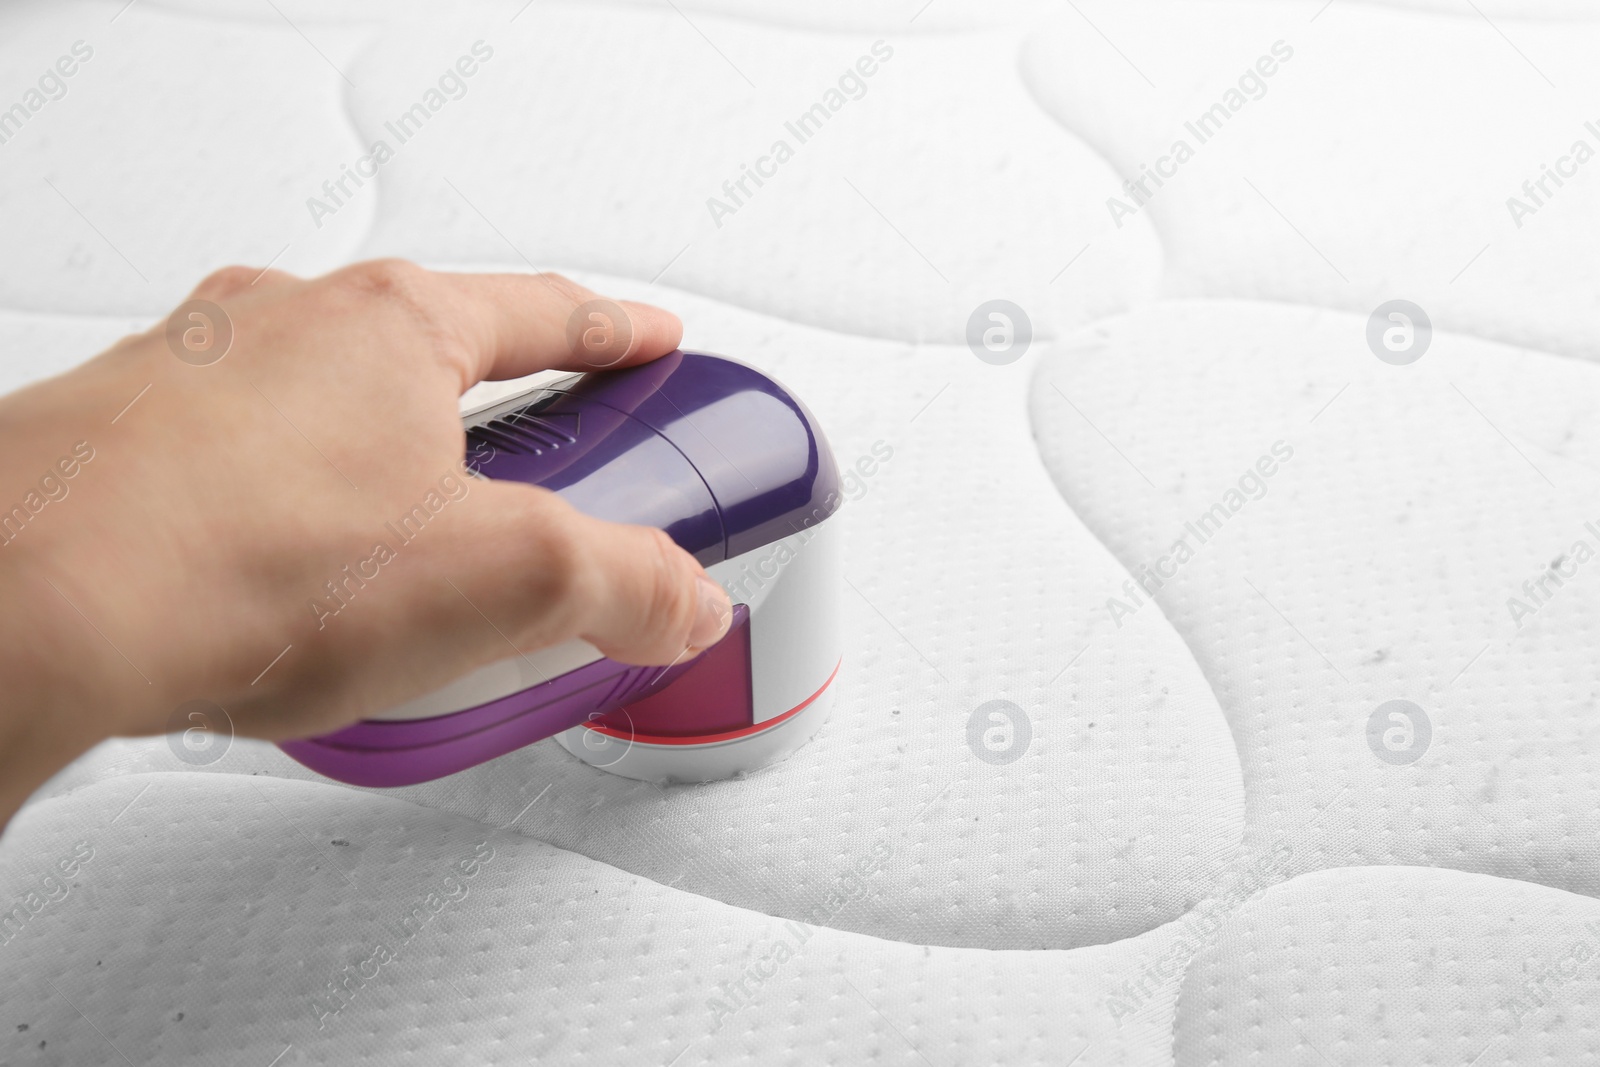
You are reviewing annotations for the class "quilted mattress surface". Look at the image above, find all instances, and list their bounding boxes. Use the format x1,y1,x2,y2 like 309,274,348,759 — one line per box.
3,1,1600,1064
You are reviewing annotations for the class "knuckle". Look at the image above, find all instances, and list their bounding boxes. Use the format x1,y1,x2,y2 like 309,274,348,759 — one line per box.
517,498,588,623
538,516,587,603
640,527,697,642
326,259,470,360
337,258,433,302
534,271,590,307
192,264,258,299
106,328,155,353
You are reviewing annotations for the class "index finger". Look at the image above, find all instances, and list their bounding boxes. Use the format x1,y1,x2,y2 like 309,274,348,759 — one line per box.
437,269,684,386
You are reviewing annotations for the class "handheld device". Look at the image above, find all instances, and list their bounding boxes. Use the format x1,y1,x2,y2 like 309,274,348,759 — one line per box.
279,351,843,786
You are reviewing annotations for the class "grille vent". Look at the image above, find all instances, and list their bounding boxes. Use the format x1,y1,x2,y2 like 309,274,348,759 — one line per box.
467,408,579,457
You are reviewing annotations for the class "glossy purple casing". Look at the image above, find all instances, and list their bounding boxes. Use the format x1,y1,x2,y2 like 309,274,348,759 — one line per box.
279,351,841,786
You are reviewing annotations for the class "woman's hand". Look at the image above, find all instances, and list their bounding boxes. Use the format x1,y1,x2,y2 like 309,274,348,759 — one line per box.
0,260,732,823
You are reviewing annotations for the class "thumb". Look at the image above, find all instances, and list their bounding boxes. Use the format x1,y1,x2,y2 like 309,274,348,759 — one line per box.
568,511,735,665
471,482,734,667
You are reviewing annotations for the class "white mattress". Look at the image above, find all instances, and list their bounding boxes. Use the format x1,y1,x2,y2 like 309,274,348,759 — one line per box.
2,2,1598,1064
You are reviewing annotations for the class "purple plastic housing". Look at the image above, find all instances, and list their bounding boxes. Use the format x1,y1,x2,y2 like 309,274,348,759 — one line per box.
279,352,841,787
464,350,841,564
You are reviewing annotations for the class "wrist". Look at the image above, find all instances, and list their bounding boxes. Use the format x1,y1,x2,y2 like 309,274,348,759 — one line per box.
0,540,119,829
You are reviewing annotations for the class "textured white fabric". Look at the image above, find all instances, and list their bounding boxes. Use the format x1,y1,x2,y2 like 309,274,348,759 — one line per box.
0,2,370,315
340,8,1160,343
1176,866,1600,1066
1,773,1187,1066
36,275,1246,953
1032,299,1600,892
1022,0,1600,360
126,0,1056,30
1,0,1598,1064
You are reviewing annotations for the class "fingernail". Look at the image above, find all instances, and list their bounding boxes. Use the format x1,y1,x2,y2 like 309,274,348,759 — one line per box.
689,574,733,650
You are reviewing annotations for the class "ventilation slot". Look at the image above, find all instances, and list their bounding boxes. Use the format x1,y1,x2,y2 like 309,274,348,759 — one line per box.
467,408,579,457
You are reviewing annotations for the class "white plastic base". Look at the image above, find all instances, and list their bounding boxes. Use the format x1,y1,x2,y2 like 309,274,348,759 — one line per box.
555,678,837,784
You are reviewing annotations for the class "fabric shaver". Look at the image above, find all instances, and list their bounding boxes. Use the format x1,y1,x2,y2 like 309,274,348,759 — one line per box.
280,351,843,787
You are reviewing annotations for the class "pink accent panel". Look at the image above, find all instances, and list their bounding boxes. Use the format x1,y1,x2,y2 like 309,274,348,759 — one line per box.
595,608,753,738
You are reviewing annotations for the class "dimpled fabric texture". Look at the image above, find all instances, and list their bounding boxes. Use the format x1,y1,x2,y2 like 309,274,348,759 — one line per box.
3,1,1600,1065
